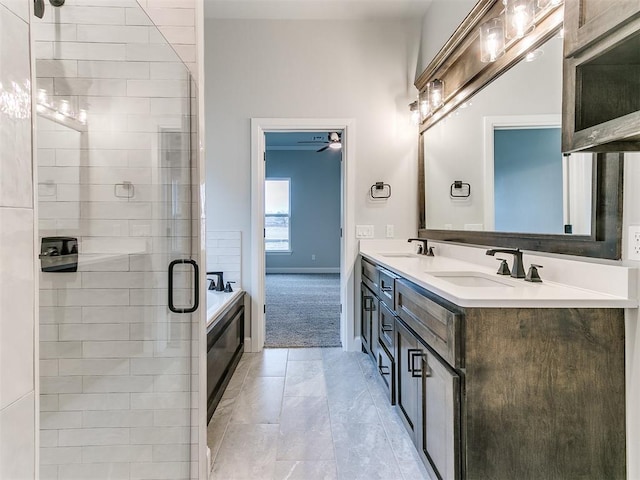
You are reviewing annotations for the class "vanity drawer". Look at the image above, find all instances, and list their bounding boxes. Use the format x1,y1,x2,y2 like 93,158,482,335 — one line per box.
395,279,463,368
378,268,397,310
378,301,395,353
361,258,379,292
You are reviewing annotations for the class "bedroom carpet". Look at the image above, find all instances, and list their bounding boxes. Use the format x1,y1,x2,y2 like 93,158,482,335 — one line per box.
265,273,341,348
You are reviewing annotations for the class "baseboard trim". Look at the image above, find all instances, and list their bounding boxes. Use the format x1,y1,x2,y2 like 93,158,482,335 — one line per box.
266,268,340,274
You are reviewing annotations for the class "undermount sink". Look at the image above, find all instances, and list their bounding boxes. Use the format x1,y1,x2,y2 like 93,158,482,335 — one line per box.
380,253,419,258
425,271,515,288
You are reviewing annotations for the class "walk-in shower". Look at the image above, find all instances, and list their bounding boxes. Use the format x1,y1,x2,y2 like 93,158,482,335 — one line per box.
34,2,200,478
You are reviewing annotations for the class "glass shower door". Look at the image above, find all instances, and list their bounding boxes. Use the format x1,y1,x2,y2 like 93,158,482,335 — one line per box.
34,2,199,479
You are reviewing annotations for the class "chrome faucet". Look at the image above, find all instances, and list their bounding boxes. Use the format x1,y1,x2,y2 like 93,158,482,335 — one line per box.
485,248,525,278
408,238,434,256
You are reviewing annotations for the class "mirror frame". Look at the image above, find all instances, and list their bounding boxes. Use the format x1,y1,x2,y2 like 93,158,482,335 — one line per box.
416,0,624,260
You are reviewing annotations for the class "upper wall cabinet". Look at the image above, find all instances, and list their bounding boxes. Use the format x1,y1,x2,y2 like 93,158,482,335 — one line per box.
562,0,640,152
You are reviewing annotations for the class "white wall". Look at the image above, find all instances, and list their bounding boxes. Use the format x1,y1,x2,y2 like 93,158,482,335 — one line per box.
204,18,421,324
417,0,476,76
0,1,36,479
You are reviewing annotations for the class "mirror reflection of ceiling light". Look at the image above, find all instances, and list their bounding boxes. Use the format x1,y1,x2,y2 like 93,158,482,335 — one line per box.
409,100,420,125
0,80,31,120
36,88,87,131
525,49,544,62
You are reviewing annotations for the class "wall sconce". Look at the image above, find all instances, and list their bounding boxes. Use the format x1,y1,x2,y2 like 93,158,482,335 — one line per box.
409,100,420,125
429,79,444,110
503,0,535,39
480,16,506,63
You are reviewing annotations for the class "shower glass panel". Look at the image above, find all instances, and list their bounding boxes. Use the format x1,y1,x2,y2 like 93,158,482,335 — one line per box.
34,2,198,479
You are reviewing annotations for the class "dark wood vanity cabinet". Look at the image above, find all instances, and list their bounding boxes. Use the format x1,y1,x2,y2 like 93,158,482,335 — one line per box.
361,257,626,480
360,258,396,402
562,0,640,152
360,282,378,360
207,292,245,422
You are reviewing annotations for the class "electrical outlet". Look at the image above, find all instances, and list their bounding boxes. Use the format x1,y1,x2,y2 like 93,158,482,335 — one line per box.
629,226,640,260
311,254,316,261
356,225,374,239
386,224,394,238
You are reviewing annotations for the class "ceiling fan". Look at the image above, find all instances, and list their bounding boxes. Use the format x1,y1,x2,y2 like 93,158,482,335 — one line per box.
298,132,342,152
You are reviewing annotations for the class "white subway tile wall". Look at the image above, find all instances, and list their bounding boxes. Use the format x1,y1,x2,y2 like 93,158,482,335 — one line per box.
0,1,36,479
34,2,198,479
206,231,242,287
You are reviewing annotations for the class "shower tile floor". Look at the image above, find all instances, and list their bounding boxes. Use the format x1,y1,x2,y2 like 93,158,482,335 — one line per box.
207,348,431,480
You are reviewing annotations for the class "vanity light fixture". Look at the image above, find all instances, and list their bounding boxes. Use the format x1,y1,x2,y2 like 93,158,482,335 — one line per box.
480,16,506,63
503,0,536,40
409,100,420,125
429,79,444,110
419,89,431,121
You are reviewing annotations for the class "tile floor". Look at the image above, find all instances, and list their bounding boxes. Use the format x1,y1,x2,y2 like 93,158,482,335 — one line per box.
207,347,431,480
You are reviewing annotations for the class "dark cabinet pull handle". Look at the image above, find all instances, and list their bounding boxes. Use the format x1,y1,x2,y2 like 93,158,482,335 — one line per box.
408,349,424,377
363,296,375,312
381,286,393,292
168,259,199,314
381,322,393,333
378,354,390,376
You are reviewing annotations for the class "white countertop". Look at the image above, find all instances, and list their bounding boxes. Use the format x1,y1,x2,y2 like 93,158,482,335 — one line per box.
360,241,638,308
206,289,244,328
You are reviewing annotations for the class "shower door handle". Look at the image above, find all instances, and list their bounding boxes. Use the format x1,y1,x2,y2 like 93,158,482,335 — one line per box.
168,259,199,314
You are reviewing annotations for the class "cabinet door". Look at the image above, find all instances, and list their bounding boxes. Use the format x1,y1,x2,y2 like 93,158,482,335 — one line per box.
361,283,376,356
419,346,461,480
564,0,640,56
395,318,420,443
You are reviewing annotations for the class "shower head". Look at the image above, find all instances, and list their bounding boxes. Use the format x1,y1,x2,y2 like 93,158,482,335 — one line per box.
33,0,64,18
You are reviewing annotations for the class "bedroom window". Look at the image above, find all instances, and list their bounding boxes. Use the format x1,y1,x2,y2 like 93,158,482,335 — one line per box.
265,178,291,252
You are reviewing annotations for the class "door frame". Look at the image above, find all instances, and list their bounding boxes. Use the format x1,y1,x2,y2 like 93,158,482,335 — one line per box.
250,118,356,352
482,114,561,230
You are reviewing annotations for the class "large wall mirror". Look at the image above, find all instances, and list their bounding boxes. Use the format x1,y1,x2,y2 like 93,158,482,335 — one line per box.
417,0,623,259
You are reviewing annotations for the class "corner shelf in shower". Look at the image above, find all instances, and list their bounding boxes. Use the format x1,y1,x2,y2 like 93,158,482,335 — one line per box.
36,104,87,133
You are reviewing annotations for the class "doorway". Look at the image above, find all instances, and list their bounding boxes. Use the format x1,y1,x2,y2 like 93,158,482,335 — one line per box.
264,132,342,347
250,118,357,353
